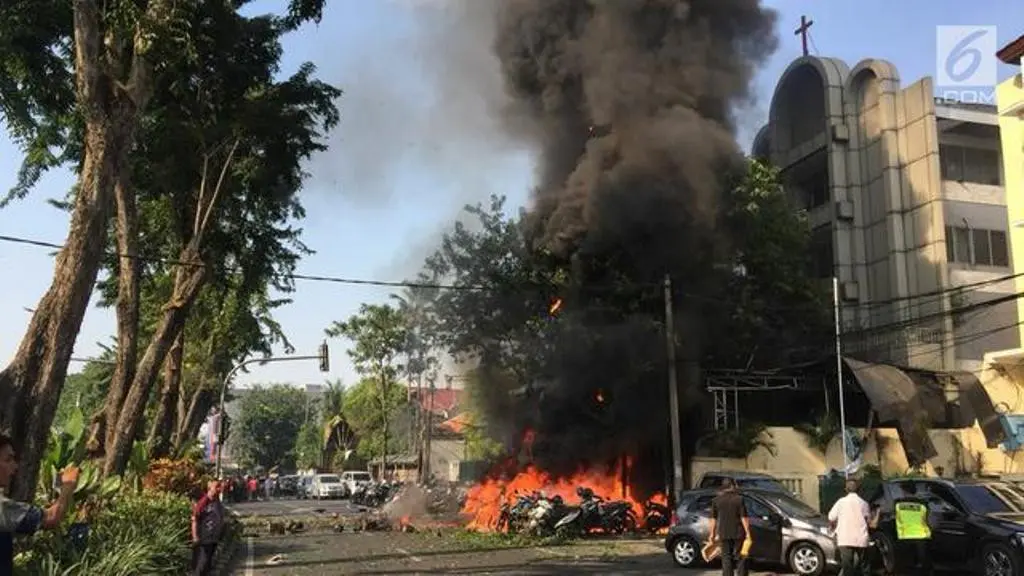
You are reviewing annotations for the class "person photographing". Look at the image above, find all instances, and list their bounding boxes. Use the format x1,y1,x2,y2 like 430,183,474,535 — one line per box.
707,478,752,576
191,480,226,576
0,432,80,573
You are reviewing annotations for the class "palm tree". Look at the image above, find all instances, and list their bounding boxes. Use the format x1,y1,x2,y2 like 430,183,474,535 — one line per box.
320,379,355,467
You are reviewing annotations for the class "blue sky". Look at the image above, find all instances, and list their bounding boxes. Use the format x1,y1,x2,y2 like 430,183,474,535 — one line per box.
1,0,1021,389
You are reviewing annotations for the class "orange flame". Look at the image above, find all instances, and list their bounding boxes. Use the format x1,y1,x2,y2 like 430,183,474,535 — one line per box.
548,298,563,315
461,456,665,533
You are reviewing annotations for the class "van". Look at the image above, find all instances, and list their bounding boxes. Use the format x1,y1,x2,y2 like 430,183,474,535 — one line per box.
341,470,372,495
311,473,346,499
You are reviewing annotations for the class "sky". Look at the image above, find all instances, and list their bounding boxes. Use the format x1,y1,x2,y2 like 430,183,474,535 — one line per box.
1,0,1022,391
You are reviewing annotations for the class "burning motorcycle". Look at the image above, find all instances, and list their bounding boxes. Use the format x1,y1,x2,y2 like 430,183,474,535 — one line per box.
642,499,671,533
495,491,538,534
553,487,637,536
525,494,572,537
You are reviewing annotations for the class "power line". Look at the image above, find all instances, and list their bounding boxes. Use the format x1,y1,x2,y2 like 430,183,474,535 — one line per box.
2,232,1020,319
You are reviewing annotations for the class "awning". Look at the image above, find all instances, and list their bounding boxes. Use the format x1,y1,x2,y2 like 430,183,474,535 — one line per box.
843,358,1007,460
844,358,937,465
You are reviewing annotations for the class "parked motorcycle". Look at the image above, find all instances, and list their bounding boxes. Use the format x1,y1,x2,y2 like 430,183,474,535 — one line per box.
553,487,636,536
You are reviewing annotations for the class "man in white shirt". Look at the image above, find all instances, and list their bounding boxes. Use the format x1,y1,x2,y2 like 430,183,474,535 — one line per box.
827,479,874,576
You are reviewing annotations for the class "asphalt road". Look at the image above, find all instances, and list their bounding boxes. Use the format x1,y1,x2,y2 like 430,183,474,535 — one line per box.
229,497,361,517
229,531,797,575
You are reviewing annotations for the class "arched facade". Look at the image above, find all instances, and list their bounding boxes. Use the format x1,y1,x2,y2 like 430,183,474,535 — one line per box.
754,56,956,370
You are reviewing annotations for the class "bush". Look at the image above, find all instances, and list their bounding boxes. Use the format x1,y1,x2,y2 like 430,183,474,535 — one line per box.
144,457,213,498
15,491,192,576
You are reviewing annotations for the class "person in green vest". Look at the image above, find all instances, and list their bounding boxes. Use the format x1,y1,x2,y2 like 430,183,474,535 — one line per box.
893,482,932,576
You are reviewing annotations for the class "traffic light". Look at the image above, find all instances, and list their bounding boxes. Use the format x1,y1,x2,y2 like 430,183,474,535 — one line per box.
318,341,330,372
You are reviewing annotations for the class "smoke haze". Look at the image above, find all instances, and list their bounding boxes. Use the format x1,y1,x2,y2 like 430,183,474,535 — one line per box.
477,0,779,482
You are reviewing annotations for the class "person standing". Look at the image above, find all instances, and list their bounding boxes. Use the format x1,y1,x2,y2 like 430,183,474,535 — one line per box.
0,432,80,574
191,480,226,576
894,482,932,576
707,478,752,576
827,479,873,576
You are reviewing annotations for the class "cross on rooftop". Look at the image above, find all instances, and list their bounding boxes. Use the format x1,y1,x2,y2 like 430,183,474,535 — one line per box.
795,15,814,57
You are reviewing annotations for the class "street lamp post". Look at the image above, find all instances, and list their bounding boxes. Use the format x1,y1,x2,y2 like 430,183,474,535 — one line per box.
214,342,330,478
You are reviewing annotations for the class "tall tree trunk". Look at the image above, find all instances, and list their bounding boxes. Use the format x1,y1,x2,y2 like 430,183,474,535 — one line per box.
0,0,156,499
103,138,239,475
103,251,207,475
175,386,215,454
147,330,184,458
98,166,142,458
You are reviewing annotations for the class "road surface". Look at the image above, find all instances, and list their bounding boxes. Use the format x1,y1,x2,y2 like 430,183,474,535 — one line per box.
229,530,796,575
229,497,360,517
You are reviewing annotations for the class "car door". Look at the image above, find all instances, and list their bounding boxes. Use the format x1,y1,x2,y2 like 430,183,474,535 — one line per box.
923,483,970,569
743,494,784,564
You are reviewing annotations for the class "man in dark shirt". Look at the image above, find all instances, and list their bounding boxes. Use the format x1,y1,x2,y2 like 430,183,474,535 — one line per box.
0,432,79,574
192,480,226,576
708,478,752,576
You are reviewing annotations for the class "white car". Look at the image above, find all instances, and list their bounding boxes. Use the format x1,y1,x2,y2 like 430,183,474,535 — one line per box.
341,470,372,496
312,474,347,499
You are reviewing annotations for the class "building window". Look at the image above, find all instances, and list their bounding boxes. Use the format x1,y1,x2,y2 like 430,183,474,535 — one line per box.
945,225,1010,267
939,144,1001,185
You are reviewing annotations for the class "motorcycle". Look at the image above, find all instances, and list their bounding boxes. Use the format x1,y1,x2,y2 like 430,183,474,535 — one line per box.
642,500,671,533
553,487,636,536
525,494,572,537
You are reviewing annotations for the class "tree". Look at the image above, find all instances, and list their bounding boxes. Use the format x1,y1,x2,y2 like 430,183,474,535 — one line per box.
0,0,330,498
326,304,409,477
0,0,191,501
390,286,440,475
293,421,323,471
231,384,307,470
319,380,355,468
54,349,116,431
96,1,339,475
340,378,408,464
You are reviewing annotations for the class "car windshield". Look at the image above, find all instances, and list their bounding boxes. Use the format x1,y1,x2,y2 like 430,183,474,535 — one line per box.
351,473,371,481
956,483,1024,514
319,475,341,483
759,493,820,519
738,478,787,492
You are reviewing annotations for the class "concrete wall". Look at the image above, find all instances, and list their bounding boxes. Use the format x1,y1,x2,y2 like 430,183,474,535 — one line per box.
997,74,1024,344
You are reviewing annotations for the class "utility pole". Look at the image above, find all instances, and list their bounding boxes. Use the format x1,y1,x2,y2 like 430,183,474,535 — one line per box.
833,276,850,476
663,274,684,504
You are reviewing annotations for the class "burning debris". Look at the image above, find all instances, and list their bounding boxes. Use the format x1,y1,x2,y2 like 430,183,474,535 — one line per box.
461,456,669,537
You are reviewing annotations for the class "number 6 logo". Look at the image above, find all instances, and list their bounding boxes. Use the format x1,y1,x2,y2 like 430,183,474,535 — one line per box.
936,26,997,87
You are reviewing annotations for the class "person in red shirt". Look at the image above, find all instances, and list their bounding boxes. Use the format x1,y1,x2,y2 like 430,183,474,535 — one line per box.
191,480,225,576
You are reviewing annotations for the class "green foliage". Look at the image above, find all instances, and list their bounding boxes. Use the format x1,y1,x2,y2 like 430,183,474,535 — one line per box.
706,158,831,367
701,422,777,459
327,304,409,381
232,384,308,470
293,421,323,470
342,378,408,461
15,491,192,576
54,350,115,431
461,369,509,461
794,413,842,456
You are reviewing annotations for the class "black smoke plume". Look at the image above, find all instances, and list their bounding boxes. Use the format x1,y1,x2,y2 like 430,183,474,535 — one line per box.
471,0,778,490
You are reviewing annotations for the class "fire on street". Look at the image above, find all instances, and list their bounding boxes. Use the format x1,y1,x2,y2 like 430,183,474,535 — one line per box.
228,530,798,575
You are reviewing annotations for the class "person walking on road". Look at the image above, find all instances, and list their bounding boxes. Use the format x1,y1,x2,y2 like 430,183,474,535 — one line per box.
827,478,874,576
707,478,752,576
894,482,933,576
0,432,80,574
191,480,226,576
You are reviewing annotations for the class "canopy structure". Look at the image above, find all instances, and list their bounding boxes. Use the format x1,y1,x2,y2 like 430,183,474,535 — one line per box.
844,357,1005,466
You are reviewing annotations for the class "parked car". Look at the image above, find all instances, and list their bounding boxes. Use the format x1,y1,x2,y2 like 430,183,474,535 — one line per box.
869,477,1024,576
341,470,372,497
697,470,792,494
312,473,347,500
277,475,298,496
665,488,837,576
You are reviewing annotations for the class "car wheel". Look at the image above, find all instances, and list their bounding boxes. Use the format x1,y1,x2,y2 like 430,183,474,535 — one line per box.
670,535,702,568
788,542,825,576
981,543,1020,576
872,531,897,575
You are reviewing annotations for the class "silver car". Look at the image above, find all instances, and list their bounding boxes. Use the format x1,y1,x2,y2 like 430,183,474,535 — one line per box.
665,488,839,576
